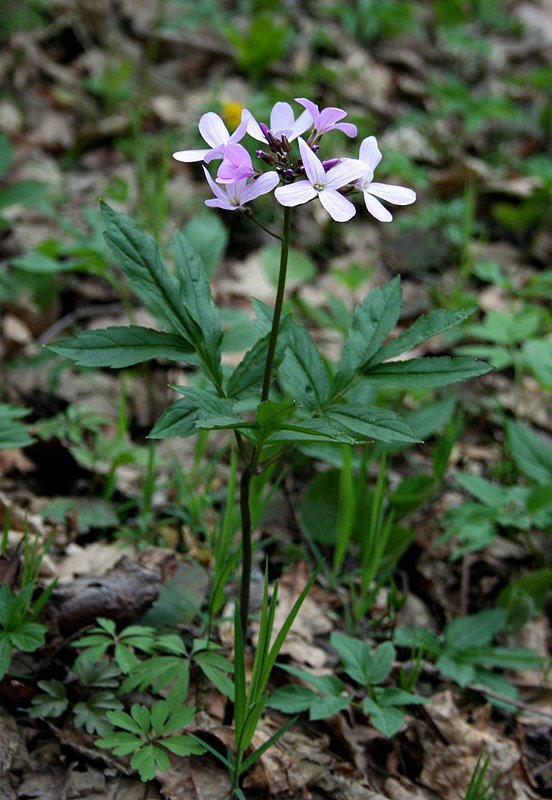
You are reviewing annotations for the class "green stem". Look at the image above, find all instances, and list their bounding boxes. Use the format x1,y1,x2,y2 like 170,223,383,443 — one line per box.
261,206,292,402
237,207,292,641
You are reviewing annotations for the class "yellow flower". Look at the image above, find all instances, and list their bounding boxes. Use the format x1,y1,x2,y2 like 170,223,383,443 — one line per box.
222,101,245,131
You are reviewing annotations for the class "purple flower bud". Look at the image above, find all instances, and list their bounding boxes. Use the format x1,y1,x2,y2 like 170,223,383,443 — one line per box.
284,168,294,180
260,123,270,140
311,144,320,152
322,158,340,170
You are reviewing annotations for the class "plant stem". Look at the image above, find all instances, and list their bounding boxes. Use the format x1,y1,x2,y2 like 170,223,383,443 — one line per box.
261,206,292,402
237,207,292,641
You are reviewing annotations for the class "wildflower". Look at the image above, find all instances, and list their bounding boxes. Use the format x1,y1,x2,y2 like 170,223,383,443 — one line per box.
216,144,256,184
173,110,250,164
203,167,279,211
275,138,368,222
356,136,416,222
295,98,357,142
247,101,312,144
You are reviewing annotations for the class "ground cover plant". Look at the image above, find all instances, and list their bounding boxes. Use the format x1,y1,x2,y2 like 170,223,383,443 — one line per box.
1,1,552,799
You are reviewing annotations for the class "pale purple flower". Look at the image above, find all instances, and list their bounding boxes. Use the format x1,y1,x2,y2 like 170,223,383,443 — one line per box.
203,167,279,211
216,144,256,184
275,138,368,222
295,98,357,140
173,110,250,164
247,101,312,144
356,136,416,222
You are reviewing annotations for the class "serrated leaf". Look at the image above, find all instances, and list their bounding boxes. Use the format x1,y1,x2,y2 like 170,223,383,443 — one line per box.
47,326,195,368
326,405,422,444
0,404,34,450
106,709,144,735
149,387,241,440
131,703,151,734
131,744,168,780
162,704,195,735
75,658,121,688
73,692,123,735
101,203,202,346
363,356,492,388
266,418,357,445
150,701,169,734
374,687,428,707
334,277,402,394
172,226,222,384
279,321,332,411
226,317,291,400
255,400,295,431
309,694,353,720
364,307,476,369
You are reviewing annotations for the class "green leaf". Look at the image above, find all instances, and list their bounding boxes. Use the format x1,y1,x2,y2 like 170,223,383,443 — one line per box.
374,687,428,707
255,400,295,432
47,326,195,368
162,735,206,757
0,404,34,449
96,732,144,756
366,641,395,685
506,420,552,483
11,252,77,274
114,643,138,674
309,694,352,720
194,651,234,700
9,622,46,652
226,318,291,400
436,653,475,687
73,692,123,735
326,404,422,444
445,609,507,650
363,356,492,388
330,632,371,686
261,244,316,287
183,212,228,279
0,633,12,679
75,658,121,688
121,655,189,696
172,226,223,384
279,321,332,411
364,307,476,368
0,181,45,212
334,277,402,394
150,701,170,734
100,203,202,346
131,703,151,735
267,685,318,714
162,704,195,735
363,697,405,737
266,418,357,445
106,709,144,735
131,743,169,780
29,680,68,718
149,387,242,440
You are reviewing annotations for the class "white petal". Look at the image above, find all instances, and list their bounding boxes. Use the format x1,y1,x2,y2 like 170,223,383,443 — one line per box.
202,166,228,201
318,189,356,222
173,148,210,162
289,109,313,141
298,137,325,186
270,102,294,134
359,136,382,183
198,113,230,148
246,116,265,142
366,183,416,205
205,198,235,210
240,171,280,203
363,191,393,222
228,109,251,144
324,158,369,190
275,182,317,207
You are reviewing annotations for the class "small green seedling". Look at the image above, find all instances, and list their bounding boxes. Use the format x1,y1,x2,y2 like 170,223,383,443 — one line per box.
270,631,427,738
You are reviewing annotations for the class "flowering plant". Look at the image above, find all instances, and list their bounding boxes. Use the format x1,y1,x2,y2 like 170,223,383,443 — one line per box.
47,97,490,794
48,97,488,658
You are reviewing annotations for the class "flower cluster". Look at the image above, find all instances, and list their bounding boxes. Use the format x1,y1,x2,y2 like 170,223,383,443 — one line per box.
173,100,416,223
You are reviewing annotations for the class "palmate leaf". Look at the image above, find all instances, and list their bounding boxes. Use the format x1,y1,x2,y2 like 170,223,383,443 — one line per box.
47,326,196,368
0,404,34,449
362,356,491,388
333,276,402,395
